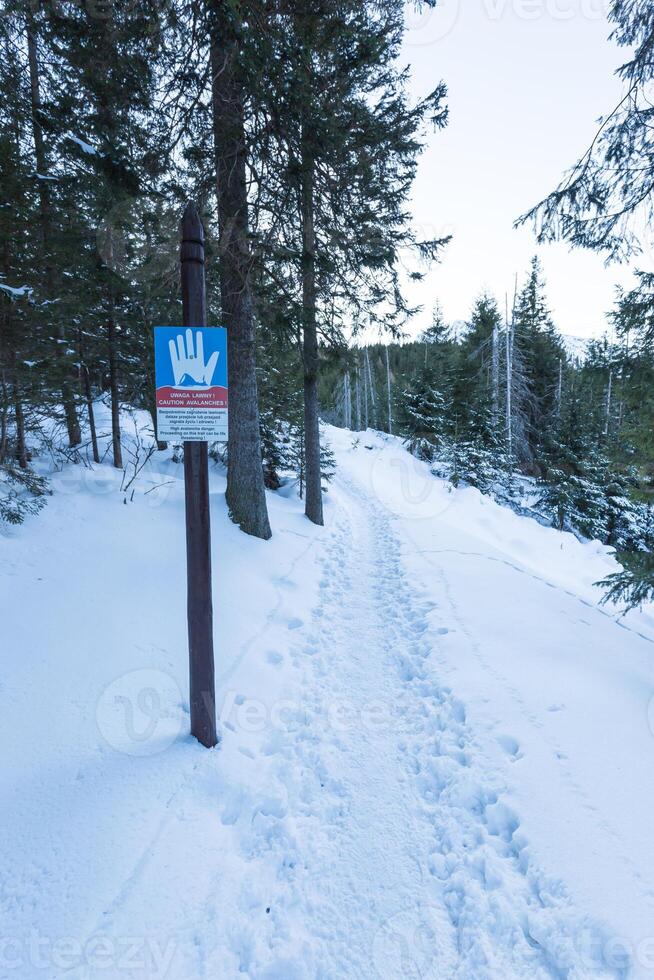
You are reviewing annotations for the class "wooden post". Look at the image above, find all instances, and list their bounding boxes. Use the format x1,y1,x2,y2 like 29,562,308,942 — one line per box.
181,203,217,748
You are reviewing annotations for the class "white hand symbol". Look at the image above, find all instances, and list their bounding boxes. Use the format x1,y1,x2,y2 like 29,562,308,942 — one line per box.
169,329,219,387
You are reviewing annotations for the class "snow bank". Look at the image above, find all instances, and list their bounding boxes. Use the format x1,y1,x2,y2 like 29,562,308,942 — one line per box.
2,413,653,978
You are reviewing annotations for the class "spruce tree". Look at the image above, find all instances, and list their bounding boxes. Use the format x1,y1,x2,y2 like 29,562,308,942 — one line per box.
259,0,449,524
520,1,654,260
512,257,566,472
400,366,449,462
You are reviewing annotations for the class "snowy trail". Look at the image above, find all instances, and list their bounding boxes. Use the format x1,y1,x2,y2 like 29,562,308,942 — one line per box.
3,416,654,979
277,475,456,977
271,465,620,980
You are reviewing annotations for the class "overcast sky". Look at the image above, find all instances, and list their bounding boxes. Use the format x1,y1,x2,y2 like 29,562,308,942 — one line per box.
400,0,644,340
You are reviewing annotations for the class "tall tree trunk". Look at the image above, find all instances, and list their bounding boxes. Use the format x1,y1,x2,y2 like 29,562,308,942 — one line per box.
505,323,513,460
26,18,81,448
107,301,122,469
491,318,499,425
0,372,8,465
10,354,27,471
14,394,27,470
354,358,361,431
362,350,369,430
299,124,323,526
345,371,352,429
604,369,613,439
365,349,377,429
79,331,100,464
385,346,392,435
209,7,271,539
82,363,100,464
142,308,167,450
0,311,8,465
504,291,515,461
1,244,27,469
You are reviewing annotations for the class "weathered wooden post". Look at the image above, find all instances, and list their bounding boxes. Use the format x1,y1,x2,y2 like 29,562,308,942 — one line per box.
181,202,217,748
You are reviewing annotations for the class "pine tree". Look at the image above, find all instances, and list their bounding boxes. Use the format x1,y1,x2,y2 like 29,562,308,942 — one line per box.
512,257,566,472
400,366,449,462
455,293,503,436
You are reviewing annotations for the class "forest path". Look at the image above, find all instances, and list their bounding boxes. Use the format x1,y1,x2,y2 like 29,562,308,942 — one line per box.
256,459,621,979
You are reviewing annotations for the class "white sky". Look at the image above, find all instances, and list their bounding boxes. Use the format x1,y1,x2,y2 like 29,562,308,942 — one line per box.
400,0,644,340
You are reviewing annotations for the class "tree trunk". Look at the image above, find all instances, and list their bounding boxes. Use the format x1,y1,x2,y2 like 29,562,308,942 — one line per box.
143,312,167,450
0,378,7,465
0,256,13,468
80,357,100,464
604,369,613,439
355,359,361,431
505,323,513,459
5,316,27,469
491,318,499,425
209,8,271,540
299,126,323,526
343,371,352,429
27,19,81,448
107,304,122,469
0,317,8,465
365,349,377,429
12,366,27,470
385,346,392,435
0,414,7,465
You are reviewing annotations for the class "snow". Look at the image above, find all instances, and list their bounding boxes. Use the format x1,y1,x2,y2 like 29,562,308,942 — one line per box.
64,133,98,156
0,282,32,298
2,408,654,979
561,334,590,364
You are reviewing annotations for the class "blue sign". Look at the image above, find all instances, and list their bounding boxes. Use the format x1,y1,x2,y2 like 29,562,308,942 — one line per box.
154,326,228,442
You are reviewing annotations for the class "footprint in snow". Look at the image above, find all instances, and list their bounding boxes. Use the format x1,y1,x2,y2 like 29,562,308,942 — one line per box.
496,734,523,760
287,617,303,630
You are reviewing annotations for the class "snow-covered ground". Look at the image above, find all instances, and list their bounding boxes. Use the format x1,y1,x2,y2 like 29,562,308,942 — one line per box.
2,409,654,979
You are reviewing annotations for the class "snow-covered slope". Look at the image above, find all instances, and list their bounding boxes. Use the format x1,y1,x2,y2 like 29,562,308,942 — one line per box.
2,413,654,979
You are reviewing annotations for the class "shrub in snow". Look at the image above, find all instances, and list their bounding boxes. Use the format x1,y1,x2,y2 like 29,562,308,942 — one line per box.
598,552,654,610
0,464,50,525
